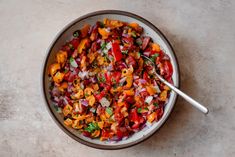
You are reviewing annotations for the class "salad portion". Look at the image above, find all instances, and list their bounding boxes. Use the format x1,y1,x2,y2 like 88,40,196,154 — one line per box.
48,18,173,141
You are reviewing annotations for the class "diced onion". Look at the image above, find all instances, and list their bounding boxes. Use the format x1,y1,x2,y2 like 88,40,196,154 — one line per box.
70,58,78,68
133,75,139,80
106,42,112,50
99,97,110,107
119,77,127,86
153,85,161,93
145,96,153,104
78,71,89,80
90,108,96,113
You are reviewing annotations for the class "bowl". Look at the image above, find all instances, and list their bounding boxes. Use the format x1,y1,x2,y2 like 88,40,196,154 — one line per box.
42,10,179,149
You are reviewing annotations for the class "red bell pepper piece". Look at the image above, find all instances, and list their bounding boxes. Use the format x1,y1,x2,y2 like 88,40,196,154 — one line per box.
114,106,124,124
94,90,106,101
143,72,150,82
100,129,113,141
111,71,121,84
129,108,139,123
104,72,111,84
112,42,122,62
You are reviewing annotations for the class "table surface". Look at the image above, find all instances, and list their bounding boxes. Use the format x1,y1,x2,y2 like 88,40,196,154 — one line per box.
0,0,235,156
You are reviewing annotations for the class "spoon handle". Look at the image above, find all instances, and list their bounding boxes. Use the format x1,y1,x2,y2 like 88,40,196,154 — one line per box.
155,73,209,114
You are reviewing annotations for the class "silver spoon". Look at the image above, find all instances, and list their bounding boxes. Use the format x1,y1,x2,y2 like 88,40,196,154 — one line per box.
141,55,209,114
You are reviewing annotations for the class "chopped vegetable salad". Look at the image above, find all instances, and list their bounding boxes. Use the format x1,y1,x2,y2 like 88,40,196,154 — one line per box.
48,18,173,141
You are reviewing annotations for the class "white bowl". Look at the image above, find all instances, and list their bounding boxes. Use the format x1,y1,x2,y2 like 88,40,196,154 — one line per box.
42,10,179,149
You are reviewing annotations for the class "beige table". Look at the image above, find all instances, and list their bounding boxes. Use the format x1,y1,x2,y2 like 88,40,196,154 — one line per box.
0,0,235,156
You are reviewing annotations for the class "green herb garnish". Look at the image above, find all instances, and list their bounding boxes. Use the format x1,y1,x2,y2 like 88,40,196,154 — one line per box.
136,39,142,46
121,50,128,54
144,107,149,110
153,102,159,107
150,53,159,62
69,57,78,67
64,69,68,73
84,122,99,133
106,107,113,115
131,31,137,38
100,76,106,82
73,30,80,37
137,108,142,113
68,44,74,51
101,42,107,50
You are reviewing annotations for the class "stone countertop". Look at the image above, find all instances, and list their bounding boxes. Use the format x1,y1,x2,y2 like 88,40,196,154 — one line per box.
0,0,234,156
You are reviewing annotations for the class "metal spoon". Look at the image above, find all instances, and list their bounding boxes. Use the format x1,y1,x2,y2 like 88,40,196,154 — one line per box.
141,55,209,114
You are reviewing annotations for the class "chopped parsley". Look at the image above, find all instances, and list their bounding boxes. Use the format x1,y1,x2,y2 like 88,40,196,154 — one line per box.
111,78,116,84
84,122,100,133
101,42,107,51
64,69,68,73
121,50,128,54
150,53,159,63
136,38,142,46
144,107,149,110
73,30,80,37
105,107,113,115
100,76,106,82
137,108,142,113
68,44,74,51
153,102,159,107
131,31,137,38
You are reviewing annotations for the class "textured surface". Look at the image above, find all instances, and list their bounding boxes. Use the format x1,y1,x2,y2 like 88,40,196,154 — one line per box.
0,0,235,156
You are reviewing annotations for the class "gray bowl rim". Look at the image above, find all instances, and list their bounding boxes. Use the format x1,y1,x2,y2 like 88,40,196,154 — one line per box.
41,10,180,150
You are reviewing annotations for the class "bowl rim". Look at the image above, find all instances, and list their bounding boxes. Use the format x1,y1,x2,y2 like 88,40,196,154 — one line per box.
41,10,180,150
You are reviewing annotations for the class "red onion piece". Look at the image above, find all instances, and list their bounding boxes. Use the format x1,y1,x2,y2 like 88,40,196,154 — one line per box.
79,99,88,107
119,77,127,86
106,64,114,71
115,61,127,70
122,33,129,38
89,77,97,83
63,97,69,105
139,79,147,84
133,75,139,80
143,51,151,57
53,96,60,103
139,88,147,93
51,86,60,97
142,36,150,50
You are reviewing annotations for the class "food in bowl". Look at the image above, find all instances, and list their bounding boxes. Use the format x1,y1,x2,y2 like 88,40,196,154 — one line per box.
48,18,173,141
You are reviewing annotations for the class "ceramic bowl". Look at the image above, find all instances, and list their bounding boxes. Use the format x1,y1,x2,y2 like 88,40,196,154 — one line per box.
42,10,179,149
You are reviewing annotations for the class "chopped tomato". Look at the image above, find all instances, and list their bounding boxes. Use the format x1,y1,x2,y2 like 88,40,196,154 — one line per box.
112,42,123,61
143,72,150,82
163,60,173,80
129,108,139,123
70,38,80,49
111,71,121,84
94,90,106,101
114,106,124,124
100,129,113,141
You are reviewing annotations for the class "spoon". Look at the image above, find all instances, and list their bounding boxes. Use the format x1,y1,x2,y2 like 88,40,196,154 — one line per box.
141,55,209,114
